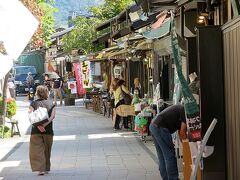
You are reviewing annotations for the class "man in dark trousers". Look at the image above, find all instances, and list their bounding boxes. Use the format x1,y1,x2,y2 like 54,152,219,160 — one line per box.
53,71,63,106
150,104,187,180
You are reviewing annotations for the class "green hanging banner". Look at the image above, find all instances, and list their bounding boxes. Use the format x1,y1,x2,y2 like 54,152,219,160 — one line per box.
170,13,201,142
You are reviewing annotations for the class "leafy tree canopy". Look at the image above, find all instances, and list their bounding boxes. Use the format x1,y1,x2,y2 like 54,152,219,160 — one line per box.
61,16,104,54
61,0,133,55
90,0,134,21
21,0,57,48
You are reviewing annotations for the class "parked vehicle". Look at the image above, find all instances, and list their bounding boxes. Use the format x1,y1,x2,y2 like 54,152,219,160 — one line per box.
12,65,40,95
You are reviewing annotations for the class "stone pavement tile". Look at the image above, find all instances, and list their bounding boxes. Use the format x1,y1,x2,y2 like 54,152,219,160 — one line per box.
77,157,91,162
51,175,72,180
60,157,77,164
70,174,90,180
107,156,123,165
88,171,109,180
91,165,109,171
120,155,138,161
0,105,162,180
124,162,143,169
145,172,162,180
104,150,119,156
76,159,92,168
129,146,148,156
35,176,52,180
91,156,107,162
108,164,127,171
77,151,91,156
127,173,146,180
126,168,147,175
108,169,128,180
51,169,91,176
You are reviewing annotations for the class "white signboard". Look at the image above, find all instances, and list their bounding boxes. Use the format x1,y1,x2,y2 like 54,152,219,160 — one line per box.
68,81,77,94
0,1,39,78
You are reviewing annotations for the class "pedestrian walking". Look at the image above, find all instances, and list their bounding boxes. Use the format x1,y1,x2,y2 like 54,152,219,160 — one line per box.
110,78,132,130
53,71,63,106
28,85,56,176
26,72,34,90
149,104,187,180
43,74,52,97
43,74,51,90
8,74,15,98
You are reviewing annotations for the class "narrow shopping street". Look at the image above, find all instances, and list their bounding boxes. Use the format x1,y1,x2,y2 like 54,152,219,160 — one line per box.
0,98,161,180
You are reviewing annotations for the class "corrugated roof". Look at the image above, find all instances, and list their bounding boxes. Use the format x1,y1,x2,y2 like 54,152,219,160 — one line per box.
50,27,74,39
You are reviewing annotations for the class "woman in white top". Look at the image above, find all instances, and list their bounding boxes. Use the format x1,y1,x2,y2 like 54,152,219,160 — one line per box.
111,78,131,130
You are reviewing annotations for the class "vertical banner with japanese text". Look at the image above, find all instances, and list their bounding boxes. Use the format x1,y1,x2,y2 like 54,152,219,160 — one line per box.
170,14,201,142
81,61,91,88
73,63,86,95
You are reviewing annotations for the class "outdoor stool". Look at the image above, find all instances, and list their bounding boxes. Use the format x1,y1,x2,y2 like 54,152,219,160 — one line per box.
7,119,21,137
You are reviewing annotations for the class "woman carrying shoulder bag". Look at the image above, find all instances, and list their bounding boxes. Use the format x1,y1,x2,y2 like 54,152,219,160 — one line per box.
28,85,56,176
111,78,132,130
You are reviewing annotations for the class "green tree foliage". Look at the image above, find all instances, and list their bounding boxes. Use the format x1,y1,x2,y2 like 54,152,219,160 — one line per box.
21,0,57,48
61,0,133,54
90,0,134,20
37,0,57,48
0,97,16,118
61,16,104,54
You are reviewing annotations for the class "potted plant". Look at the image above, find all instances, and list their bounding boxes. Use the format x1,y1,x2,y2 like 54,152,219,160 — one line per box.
0,97,17,138
63,87,75,106
0,97,17,118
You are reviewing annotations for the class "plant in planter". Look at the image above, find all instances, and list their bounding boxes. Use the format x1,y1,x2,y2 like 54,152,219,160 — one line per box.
63,87,75,106
0,97,17,118
0,97,17,138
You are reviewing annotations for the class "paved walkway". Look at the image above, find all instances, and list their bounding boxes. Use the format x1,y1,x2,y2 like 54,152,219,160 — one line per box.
0,100,161,180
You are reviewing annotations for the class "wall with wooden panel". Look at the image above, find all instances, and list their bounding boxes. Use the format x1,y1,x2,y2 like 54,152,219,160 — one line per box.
222,17,240,180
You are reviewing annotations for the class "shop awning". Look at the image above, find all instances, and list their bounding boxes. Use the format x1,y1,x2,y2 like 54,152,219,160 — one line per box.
101,46,119,53
112,27,132,40
153,35,172,56
108,49,128,58
95,45,121,59
135,0,177,13
153,35,186,56
131,11,159,31
50,27,74,39
143,18,171,39
135,40,152,50
92,32,111,44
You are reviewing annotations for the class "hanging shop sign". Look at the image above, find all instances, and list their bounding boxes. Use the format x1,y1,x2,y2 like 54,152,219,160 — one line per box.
73,63,86,95
67,81,77,94
81,61,91,88
113,65,123,79
170,14,201,142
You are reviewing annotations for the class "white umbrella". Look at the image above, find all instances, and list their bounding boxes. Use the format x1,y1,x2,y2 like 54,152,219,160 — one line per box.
0,0,39,79
43,72,60,79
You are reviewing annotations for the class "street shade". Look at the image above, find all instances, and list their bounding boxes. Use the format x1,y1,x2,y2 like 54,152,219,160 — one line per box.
43,72,60,80
0,0,39,79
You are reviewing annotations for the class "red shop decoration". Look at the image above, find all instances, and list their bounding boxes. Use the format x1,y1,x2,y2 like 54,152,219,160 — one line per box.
73,63,86,95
